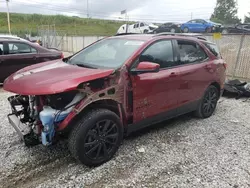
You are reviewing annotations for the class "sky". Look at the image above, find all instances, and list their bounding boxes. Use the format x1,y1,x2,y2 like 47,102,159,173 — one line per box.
0,0,249,23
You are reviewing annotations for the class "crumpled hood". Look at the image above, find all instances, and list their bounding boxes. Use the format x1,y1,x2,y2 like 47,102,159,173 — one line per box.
3,60,114,95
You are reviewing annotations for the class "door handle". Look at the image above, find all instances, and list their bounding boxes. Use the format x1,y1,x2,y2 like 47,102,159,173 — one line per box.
169,72,177,77
205,64,212,69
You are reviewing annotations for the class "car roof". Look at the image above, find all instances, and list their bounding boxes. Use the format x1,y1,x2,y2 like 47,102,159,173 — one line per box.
0,38,29,42
111,33,209,43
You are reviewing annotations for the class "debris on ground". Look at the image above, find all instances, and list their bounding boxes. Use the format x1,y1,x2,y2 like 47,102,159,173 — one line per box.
0,89,250,187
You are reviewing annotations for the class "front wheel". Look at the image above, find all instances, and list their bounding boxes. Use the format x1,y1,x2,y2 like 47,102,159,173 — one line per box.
195,85,219,118
143,29,148,33
68,109,123,167
205,27,212,33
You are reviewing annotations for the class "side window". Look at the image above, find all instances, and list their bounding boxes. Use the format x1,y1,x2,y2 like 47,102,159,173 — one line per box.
203,42,221,58
177,40,208,64
134,24,139,28
139,40,175,69
243,25,250,30
140,23,144,27
0,43,3,55
8,43,37,54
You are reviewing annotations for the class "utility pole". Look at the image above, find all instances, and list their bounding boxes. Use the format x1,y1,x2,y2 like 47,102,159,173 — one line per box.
87,0,89,18
6,0,11,34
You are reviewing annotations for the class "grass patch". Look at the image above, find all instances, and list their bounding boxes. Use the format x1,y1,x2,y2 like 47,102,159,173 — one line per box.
0,12,129,36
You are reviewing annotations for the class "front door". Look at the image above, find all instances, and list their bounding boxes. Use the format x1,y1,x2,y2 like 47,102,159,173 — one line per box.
0,41,38,82
130,40,181,123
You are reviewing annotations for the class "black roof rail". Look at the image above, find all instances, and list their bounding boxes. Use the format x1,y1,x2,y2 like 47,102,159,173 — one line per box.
153,32,207,41
114,33,147,36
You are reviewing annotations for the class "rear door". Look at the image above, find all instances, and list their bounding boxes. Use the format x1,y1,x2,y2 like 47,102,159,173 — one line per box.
0,41,38,82
174,39,213,107
130,40,181,123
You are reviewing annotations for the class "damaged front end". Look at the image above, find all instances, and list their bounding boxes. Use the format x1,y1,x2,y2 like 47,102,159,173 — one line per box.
7,91,85,147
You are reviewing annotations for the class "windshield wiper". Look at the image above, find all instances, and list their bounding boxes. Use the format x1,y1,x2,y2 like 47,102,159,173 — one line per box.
74,63,96,69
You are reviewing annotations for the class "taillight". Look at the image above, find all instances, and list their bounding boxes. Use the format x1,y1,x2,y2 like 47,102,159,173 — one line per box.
61,53,64,59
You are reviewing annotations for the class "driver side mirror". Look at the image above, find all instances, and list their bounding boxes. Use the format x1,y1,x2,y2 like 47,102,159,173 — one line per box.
130,61,160,75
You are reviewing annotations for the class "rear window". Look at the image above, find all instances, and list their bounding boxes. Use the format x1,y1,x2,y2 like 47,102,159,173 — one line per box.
204,42,221,58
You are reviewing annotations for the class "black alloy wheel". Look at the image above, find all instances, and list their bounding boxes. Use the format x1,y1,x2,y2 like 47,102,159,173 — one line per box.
195,85,219,118
68,109,123,167
202,87,218,117
84,119,119,160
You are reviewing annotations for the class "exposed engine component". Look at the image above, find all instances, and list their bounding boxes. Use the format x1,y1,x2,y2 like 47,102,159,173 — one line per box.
40,92,85,145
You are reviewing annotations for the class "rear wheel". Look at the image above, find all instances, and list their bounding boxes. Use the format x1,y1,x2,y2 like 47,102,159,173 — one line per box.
195,85,219,118
222,29,229,34
68,109,123,167
183,27,189,33
170,28,176,33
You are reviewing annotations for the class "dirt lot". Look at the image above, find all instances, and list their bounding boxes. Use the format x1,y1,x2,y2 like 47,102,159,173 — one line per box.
0,88,250,188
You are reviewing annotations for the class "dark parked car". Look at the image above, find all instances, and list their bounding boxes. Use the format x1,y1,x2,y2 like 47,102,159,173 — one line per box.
0,38,63,83
153,22,181,33
4,33,226,167
222,23,250,34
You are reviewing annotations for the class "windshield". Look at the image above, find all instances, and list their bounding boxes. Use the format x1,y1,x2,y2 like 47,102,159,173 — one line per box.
66,38,145,69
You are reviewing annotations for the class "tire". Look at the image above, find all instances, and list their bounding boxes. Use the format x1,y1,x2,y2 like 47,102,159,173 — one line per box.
195,85,219,118
222,29,228,34
205,27,212,33
183,27,189,33
68,109,123,167
153,30,157,34
143,29,148,33
170,28,176,33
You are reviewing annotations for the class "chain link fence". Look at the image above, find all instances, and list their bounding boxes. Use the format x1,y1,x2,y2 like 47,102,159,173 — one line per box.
202,34,250,81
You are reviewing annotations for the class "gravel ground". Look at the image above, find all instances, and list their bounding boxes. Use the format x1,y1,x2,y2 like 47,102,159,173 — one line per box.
0,88,250,188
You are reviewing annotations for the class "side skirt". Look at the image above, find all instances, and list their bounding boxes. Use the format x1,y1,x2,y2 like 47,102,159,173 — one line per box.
126,99,200,135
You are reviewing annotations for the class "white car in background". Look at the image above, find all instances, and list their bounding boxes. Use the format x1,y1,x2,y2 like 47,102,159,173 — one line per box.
117,22,158,34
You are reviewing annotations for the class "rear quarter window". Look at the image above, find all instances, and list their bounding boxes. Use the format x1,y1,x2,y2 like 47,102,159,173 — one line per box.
203,42,221,58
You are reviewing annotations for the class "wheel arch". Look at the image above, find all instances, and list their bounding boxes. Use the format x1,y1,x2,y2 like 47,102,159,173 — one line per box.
210,81,221,96
60,99,126,135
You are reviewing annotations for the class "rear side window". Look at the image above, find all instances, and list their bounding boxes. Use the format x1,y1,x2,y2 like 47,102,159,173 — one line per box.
177,40,208,64
203,43,221,58
7,42,37,54
139,40,175,69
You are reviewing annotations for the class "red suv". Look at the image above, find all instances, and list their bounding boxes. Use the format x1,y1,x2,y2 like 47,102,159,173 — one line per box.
3,33,226,167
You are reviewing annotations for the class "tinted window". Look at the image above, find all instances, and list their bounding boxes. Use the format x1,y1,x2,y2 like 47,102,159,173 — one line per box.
204,42,221,58
8,43,37,54
0,43,3,55
139,40,175,68
177,40,207,64
164,23,171,26
140,23,144,27
243,25,250,29
134,24,139,28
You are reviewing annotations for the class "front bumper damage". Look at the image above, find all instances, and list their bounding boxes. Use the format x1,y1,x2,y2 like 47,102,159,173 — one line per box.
7,92,85,147
8,113,40,146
